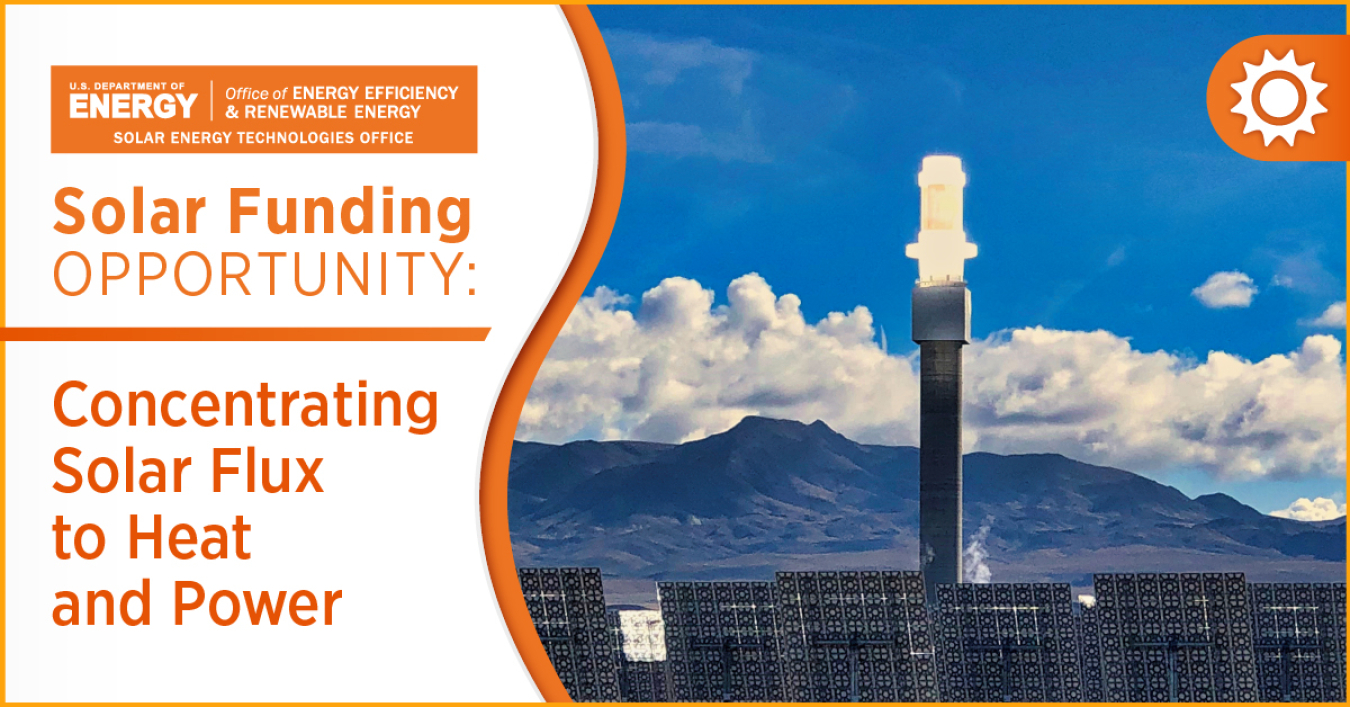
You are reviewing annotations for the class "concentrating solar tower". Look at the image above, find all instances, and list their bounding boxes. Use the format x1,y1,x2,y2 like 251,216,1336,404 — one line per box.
906,156,976,598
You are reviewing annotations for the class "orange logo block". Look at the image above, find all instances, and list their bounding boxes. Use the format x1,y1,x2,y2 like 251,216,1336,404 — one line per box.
51,65,478,154
1208,35,1349,161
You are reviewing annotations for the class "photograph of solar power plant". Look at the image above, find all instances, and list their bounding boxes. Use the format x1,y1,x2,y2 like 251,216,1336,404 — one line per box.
508,5,1347,702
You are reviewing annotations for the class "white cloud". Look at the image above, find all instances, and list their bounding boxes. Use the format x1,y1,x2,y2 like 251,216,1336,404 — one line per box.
521,274,916,444
1192,271,1258,308
1304,301,1346,329
605,31,860,169
519,273,1346,480
628,117,771,163
1267,248,1337,296
604,32,770,164
604,31,755,95
1270,497,1346,521
1105,246,1127,268
963,327,1344,478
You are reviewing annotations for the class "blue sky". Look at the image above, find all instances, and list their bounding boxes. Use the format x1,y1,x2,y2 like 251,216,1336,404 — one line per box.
583,6,1345,511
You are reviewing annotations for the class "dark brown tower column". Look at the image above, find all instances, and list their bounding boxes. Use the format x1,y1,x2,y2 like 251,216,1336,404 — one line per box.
919,338,963,596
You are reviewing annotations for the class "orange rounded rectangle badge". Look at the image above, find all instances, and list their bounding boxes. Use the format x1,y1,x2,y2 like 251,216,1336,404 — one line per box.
1208,35,1347,161
51,65,477,154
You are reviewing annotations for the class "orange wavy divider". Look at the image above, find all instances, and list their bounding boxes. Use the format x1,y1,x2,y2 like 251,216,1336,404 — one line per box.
479,5,626,703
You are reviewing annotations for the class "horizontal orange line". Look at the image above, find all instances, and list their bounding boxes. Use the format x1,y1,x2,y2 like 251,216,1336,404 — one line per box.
0,327,490,342
4,0,1344,4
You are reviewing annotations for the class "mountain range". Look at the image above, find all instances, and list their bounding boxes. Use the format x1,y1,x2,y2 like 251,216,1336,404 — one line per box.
509,416,1345,605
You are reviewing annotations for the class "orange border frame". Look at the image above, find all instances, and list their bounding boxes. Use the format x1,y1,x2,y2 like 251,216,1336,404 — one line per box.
481,5,625,704
3,3,1348,707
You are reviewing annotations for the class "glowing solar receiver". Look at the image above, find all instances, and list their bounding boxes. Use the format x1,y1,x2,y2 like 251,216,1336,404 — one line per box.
907,155,977,284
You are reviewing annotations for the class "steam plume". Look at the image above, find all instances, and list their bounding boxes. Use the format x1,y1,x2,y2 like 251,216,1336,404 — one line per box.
963,517,994,584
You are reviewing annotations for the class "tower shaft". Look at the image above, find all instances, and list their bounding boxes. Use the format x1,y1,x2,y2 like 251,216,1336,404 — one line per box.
919,339,963,595
911,281,970,599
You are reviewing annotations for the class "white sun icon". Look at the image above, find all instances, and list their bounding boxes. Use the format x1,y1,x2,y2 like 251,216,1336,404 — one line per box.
1230,49,1327,147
